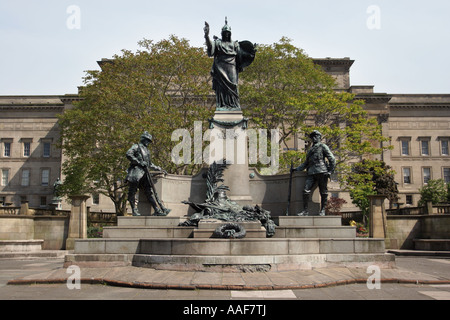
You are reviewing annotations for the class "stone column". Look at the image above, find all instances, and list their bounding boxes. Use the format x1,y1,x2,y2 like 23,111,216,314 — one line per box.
20,200,30,216
369,195,387,238
425,201,435,215
66,195,90,250
208,111,253,206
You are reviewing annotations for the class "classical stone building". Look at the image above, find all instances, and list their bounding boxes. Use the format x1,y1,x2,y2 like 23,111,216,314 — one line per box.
0,58,449,212
0,95,80,209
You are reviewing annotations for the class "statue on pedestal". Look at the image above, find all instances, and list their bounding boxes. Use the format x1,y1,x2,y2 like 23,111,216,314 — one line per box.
204,17,257,111
125,131,171,216
292,130,336,216
180,161,276,237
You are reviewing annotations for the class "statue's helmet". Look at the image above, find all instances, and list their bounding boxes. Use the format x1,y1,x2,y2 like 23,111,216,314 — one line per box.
222,17,232,34
309,130,322,139
140,131,153,143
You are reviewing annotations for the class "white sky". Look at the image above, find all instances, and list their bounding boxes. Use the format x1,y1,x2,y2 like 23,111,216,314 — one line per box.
1,0,449,95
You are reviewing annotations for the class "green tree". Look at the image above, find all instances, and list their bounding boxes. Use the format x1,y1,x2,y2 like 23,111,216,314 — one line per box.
58,36,393,216
239,38,390,177
418,179,448,206
58,36,213,215
345,160,399,224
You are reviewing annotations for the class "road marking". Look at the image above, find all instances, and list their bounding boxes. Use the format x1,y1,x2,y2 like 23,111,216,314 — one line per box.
419,291,450,300
231,290,296,299
427,259,450,265
431,284,450,288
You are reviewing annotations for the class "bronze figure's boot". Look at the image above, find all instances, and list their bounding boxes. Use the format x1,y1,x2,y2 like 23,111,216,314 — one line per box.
297,193,310,216
319,194,328,216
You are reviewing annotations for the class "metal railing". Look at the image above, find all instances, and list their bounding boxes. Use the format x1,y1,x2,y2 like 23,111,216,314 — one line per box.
88,211,117,225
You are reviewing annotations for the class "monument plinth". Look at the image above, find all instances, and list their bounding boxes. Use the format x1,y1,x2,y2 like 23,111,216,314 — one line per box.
208,110,252,206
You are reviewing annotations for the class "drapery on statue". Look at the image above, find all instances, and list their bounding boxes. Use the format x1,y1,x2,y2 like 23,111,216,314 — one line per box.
125,131,171,216
292,130,336,216
204,17,257,111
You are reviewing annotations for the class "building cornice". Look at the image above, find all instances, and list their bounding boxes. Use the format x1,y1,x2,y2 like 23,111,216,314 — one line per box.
313,58,355,69
355,94,392,104
389,104,450,109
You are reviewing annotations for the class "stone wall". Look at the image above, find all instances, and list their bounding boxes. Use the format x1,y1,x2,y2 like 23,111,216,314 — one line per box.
0,215,69,250
138,168,319,217
0,216,34,240
385,215,450,249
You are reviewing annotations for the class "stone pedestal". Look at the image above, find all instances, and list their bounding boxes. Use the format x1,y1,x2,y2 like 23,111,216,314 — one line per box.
369,195,387,239
66,195,90,250
208,111,252,206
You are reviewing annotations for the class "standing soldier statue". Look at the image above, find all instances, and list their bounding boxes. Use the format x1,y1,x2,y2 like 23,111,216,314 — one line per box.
125,131,170,216
292,130,336,216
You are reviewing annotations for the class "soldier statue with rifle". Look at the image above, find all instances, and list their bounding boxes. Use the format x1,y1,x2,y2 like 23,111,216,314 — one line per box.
125,131,171,216
292,130,336,216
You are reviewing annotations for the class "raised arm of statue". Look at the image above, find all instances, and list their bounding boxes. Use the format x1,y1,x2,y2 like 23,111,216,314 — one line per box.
204,21,210,37
204,21,213,56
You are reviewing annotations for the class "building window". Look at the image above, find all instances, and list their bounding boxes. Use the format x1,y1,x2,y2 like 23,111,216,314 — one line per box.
400,139,410,156
23,142,31,157
3,142,11,157
422,167,431,184
43,142,51,158
444,168,450,184
441,139,449,156
41,169,50,186
1,169,9,186
92,193,100,205
419,138,430,156
330,172,339,182
21,169,30,187
331,192,339,199
40,196,47,207
405,195,413,206
402,167,411,184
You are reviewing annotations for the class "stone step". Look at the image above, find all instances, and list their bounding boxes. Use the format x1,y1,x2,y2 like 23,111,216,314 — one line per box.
117,216,344,228
103,226,195,239
105,224,354,239
194,220,266,238
274,226,356,238
193,227,266,238
117,216,187,227
64,252,395,271
414,239,450,251
0,240,44,253
73,237,387,256
197,220,262,229
274,216,343,227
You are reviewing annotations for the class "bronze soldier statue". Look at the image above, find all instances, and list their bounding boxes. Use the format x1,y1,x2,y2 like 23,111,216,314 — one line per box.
125,131,170,216
292,130,336,216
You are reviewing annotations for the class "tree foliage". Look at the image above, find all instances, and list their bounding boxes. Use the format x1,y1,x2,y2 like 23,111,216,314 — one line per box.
418,179,448,206
239,38,391,177
58,36,213,215
345,159,399,223
58,36,394,215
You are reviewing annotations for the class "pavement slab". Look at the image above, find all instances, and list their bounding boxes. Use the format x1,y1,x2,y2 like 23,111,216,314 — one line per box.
5,255,450,291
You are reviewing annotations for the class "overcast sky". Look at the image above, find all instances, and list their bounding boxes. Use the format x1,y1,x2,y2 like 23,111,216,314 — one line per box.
1,0,449,95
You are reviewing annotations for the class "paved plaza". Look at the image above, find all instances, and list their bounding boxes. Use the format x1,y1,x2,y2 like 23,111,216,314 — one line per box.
0,254,449,301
